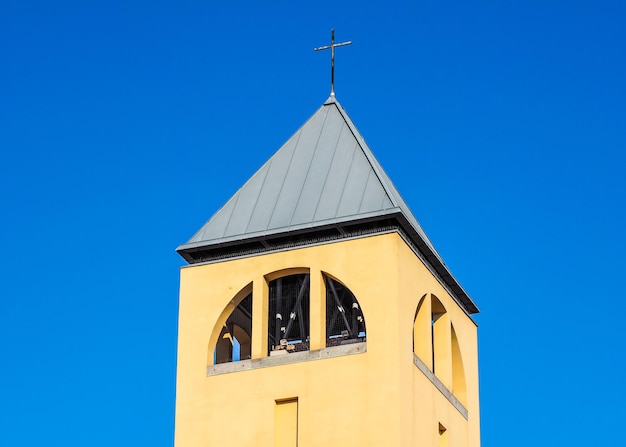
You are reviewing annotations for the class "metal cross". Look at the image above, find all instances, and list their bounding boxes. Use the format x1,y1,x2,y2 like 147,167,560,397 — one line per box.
314,29,352,97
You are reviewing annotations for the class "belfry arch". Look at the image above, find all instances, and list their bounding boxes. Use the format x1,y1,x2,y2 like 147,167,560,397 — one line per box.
413,294,430,367
323,273,366,347
431,294,449,380
208,283,253,366
451,324,467,406
413,293,468,404
267,270,311,354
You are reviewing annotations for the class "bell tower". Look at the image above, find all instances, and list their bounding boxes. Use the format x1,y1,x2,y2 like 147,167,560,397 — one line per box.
174,95,480,446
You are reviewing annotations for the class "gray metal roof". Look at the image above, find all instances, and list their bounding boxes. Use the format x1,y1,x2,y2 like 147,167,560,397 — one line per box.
177,96,479,314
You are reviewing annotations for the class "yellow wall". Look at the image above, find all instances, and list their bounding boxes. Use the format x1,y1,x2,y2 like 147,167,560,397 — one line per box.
175,232,480,446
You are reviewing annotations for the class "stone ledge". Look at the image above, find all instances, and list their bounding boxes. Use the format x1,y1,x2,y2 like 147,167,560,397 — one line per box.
207,342,367,376
413,353,468,420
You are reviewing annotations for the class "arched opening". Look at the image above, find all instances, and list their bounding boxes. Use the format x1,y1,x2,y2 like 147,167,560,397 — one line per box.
324,275,366,347
431,295,448,376
451,324,467,405
413,294,431,367
214,291,253,364
268,273,310,355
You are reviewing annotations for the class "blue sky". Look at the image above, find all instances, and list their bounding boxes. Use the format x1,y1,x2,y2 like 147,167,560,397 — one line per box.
1,1,625,445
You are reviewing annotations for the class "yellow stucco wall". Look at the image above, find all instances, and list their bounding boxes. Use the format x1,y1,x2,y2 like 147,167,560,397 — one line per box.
175,232,480,446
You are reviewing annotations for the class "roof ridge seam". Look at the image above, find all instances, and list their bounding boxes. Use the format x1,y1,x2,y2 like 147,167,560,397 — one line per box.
332,100,442,260
265,127,304,230
356,169,374,215
243,155,273,234
377,183,391,210
310,108,346,222
333,101,398,208
288,103,331,226
332,139,359,217
221,189,242,239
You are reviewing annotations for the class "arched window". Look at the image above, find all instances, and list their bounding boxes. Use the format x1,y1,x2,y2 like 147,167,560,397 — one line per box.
431,295,448,377
451,324,467,406
325,275,366,347
214,291,252,364
268,274,310,355
413,294,430,367
413,293,467,402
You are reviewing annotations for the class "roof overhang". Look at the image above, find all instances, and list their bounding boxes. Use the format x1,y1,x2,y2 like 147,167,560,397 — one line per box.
177,210,479,315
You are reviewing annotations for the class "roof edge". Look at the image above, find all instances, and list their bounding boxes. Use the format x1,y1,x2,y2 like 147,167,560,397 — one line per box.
177,208,404,253
177,208,479,315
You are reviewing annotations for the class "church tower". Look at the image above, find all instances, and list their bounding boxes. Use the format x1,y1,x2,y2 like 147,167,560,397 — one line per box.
174,94,480,446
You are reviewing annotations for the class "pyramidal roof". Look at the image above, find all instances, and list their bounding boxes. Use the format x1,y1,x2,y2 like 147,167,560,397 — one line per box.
177,96,478,314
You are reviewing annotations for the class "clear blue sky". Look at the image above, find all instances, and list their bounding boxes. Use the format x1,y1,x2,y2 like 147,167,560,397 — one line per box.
1,1,625,445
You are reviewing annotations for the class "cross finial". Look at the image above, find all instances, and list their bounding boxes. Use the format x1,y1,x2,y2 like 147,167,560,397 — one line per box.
314,29,352,97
